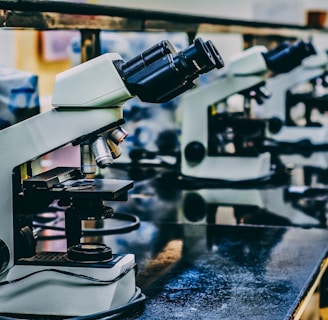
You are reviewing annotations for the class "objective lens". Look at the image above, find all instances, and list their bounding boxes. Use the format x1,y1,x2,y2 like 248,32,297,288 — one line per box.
108,126,128,144
91,136,113,168
107,139,122,159
80,143,97,174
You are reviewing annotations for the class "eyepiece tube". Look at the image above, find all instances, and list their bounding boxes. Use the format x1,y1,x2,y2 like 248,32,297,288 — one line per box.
263,40,316,74
122,40,176,78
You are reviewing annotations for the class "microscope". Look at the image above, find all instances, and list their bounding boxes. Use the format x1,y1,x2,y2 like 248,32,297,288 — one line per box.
180,40,315,182
259,49,328,147
0,38,223,318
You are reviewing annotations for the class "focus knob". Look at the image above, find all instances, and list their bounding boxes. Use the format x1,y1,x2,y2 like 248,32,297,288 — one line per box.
184,141,206,164
268,117,283,134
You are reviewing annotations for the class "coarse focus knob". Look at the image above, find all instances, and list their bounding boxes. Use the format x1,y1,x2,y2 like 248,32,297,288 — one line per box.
184,141,206,164
268,117,284,134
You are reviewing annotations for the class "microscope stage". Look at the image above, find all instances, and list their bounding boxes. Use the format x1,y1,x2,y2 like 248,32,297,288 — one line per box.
23,167,133,201
54,178,134,200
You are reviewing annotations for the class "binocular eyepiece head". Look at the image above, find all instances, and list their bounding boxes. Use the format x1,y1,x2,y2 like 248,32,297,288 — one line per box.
119,37,224,103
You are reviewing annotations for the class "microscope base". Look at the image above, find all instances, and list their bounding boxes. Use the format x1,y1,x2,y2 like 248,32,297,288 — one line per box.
181,152,272,182
268,126,328,146
0,252,136,317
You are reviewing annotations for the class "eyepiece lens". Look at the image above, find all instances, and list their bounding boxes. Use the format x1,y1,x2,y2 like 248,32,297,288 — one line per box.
182,38,224,75
205,40,225,69
263,40,316,74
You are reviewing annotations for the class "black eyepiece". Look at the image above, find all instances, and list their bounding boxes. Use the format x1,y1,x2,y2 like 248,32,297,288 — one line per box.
182,38,225,75
205,40,225,70
119,37,224,103
121,40,176,78
263,40,316,74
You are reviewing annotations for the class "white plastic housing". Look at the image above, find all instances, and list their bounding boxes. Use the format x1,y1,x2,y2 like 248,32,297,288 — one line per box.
228,45,268,76
302,49,328,68
0,254,136,316
179,73,272,181
52,53,133,108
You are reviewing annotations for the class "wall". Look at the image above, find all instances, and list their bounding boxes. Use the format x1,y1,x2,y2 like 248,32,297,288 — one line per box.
15,30,72,99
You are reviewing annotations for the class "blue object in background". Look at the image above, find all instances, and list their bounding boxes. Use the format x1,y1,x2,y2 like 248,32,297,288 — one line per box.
0,67,40,130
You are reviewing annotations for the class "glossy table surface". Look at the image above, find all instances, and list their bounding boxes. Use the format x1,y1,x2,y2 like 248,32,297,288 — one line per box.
122,223,328,320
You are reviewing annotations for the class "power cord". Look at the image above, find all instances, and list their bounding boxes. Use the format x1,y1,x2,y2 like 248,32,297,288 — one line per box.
69,287,145,320
0,264,137,287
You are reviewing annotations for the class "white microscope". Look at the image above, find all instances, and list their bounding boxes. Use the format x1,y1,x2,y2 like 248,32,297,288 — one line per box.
180,40,315,182
259,49,328,147
0,38,223,318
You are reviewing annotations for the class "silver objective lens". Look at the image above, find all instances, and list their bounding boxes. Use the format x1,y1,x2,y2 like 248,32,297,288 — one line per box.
108,126,128,144
91,136,113,168
107,139,122,159
80,143,97,174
